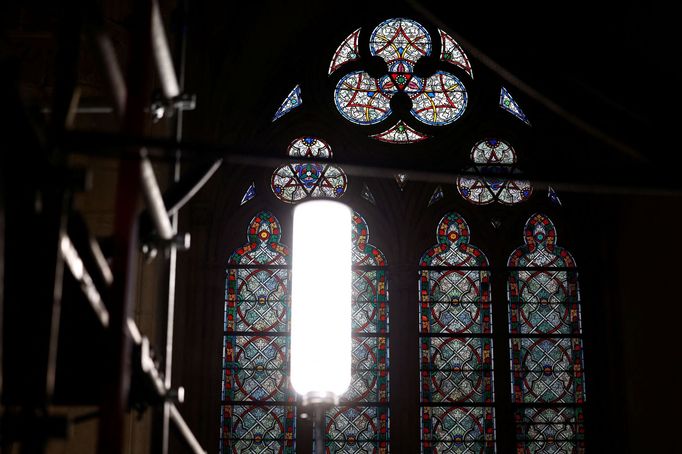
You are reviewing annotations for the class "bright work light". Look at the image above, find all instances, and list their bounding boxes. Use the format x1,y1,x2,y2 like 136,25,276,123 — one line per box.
290,200,353,406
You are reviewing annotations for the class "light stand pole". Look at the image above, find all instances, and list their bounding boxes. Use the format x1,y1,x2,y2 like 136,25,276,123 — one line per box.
290,200,353,454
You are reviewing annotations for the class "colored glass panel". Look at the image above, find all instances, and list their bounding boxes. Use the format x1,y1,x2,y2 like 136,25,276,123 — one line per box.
334,71,393,125
457,139,532,205
369,18,432,72
515,407,585,453
508,214,585,452
420,212,495,452
423,406,495,453
221,212,295,453
510,337,584,404
221,405,295,453
499,87,530,125
410,71,468,126
271,136,347,204
329,28,362,75
370,120,430,144
548,186,562,206
428,185,444,206
361,183,376,205
326,212,390,451
439,29,474,79
272,85,302,121
395,173,407,190
332,18,470,131
422,337,493,403
240,182,256,206
326,406,389,453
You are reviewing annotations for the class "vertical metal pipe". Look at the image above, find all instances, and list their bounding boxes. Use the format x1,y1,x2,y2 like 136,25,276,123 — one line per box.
314,407,325,454
151,0,180,99
161,2,188,453
97,1,153,453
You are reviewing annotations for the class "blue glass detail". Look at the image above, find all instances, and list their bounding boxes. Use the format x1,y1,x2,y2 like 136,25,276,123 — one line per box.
499,86,531,125
272,85,302,122
240,182,256,206
548,186,562,206
428,185,444,207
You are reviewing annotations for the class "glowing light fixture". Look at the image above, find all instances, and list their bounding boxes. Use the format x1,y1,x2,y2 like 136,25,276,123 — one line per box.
290,200,353,406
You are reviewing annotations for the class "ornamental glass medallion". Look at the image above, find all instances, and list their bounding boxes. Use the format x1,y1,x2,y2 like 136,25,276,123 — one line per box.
334,71,393,125
271,136,348,204
221,212,295,453
508,214,585,453
325,212,390,453
331,18,469,136
419,212,496,453
457,139,532,205
409,71,468,126
369,18,432,71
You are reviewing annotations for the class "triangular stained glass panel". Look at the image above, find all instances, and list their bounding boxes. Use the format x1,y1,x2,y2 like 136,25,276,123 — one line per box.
361,183,376,205
328,28,362,75
395,173,407,191
369,121,430,144
428,185,444,206
240,182,256,206
548,186,562,206
499,87,531,125
427,185,443,206
438,29,474,79
272,85,302,121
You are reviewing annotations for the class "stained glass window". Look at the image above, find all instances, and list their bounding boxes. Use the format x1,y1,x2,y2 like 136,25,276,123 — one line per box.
439,29,473,79
499,87,530,125
370,120,430,144
271,136,348,204
221,212,295,453
419,212,496,452
325,212,390,453
329,28,362,75
240,182,256,206
428,185,444,207
334,71,393,125
331,18,468,135
508,214,585,453
394,173,407,191
457,139,533,205
273,85,302,122
548,186,562,206
409,71,468,126
361,183,376,205
369,18,432,72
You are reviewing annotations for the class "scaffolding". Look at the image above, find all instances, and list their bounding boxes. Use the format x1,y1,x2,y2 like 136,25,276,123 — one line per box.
1,1,210,452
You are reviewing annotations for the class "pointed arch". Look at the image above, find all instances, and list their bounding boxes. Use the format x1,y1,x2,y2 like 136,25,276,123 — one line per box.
419,212,496,452
221,211,295,452
508,214,585,453
326,211,390,452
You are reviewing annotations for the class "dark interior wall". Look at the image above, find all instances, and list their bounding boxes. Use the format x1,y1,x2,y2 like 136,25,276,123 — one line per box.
614,195,682,452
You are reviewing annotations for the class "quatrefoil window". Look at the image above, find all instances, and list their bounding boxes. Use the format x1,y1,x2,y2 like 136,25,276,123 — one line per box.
331,18,473,139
